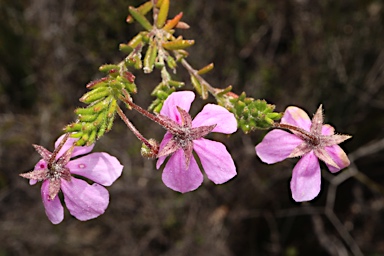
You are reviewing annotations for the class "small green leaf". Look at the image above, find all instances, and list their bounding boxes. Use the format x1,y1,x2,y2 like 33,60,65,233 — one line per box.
99,64,119,73
143,41,158,73
191,74,202,96
129,6,153,31
197,63,214,75
162,39,195,50
166,55,176,69
80,87,110,104
156,0,169,28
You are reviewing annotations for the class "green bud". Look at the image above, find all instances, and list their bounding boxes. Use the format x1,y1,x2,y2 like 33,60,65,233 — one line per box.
266,112,282,120
235,101,246,114
264,117,274,125
238,92,247,101
254,99,267,111
141,139,159,158
242,108,250,119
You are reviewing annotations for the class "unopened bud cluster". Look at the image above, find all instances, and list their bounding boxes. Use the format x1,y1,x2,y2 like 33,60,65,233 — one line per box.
227,92,282,133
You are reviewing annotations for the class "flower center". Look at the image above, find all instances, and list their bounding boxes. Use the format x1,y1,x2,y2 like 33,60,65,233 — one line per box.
302,133,321,148
173,127,192,147
47,163,69,181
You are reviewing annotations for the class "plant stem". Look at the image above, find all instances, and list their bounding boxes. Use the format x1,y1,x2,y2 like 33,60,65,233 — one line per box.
116,104,157,154
120,90,181,135
273,122,320,145
180,58,217,95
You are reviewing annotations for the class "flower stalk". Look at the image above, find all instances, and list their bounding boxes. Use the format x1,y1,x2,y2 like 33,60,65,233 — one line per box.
116,104,159,156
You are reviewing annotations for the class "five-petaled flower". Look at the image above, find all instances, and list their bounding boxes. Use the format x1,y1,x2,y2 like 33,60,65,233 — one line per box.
20,135,123,224
255,105,351,202
156,91,237,193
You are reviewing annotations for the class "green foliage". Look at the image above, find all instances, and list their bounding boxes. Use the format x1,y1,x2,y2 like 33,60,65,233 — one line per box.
65,0,284,145
65,65,137,146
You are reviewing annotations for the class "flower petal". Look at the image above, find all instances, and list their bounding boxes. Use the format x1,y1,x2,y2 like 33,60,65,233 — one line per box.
192,104,237,134
255,130,303,164
281,106,312,131
322,124,335,135
160,91,195,123
324,145,350,173
61,178,109,221
34,159,48,171
67,153,123,186
156,132,173,169
290,151,321,202
41,180,64,224
161,149,203,193
193,139,236,184
55,134,95,158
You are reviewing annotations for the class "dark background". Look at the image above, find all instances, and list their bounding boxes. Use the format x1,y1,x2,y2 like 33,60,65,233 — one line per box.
1,0,384,255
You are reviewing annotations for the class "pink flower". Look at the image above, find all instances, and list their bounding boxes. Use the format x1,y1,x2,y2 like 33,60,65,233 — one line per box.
255,105,351,202
20,135,123,224
156,91,237,193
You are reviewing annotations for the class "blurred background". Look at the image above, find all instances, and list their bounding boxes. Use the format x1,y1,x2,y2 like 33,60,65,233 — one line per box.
1,0,384,255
